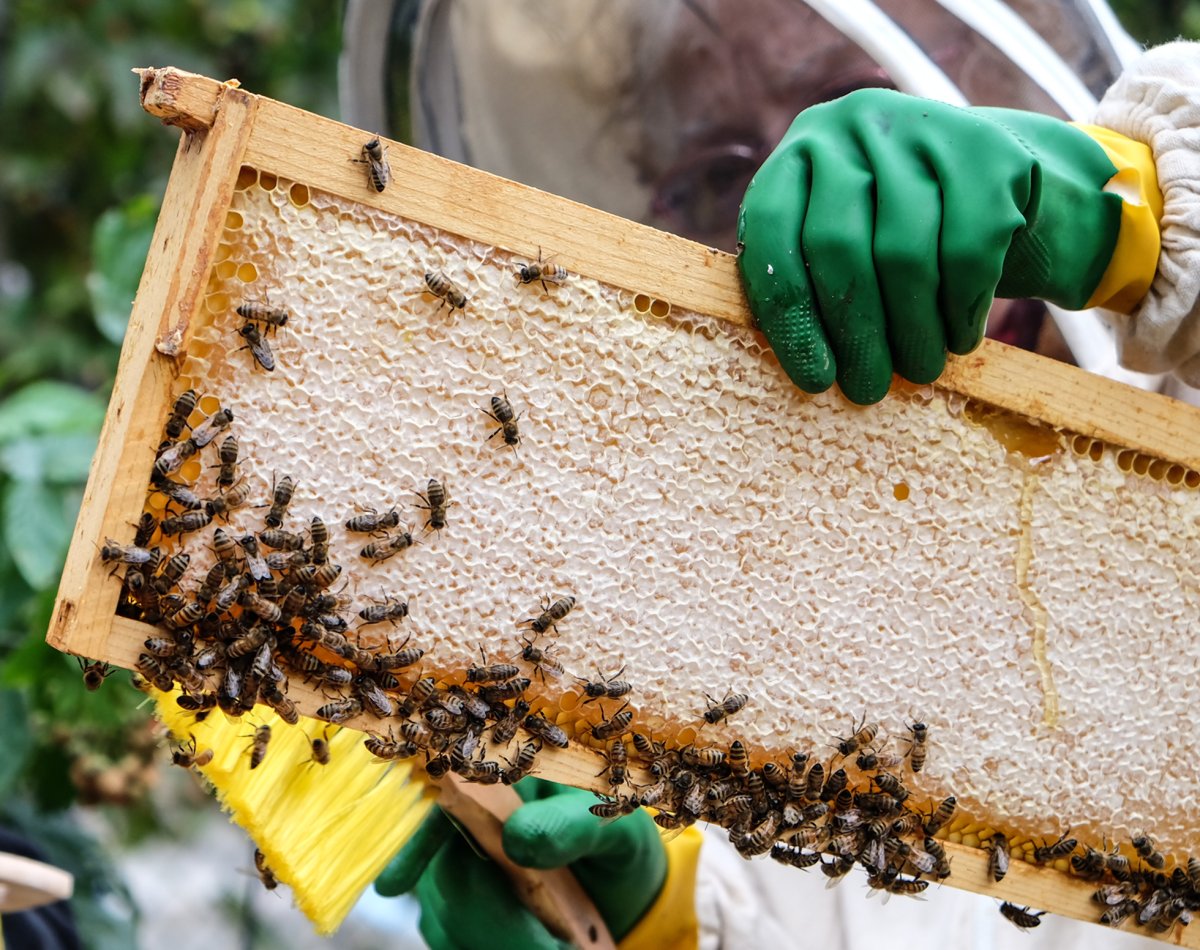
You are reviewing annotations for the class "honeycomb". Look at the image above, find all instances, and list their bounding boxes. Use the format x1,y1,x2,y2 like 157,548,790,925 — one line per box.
167,166,1200,859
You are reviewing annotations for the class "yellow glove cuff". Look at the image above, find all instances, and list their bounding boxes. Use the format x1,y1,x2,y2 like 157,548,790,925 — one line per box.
618,826,703,950
1073,124,1162,314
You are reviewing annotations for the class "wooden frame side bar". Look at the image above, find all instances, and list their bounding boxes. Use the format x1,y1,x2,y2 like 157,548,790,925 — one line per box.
47,86,258,656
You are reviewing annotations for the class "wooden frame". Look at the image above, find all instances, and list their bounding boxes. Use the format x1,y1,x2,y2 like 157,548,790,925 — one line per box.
45,67,1200,944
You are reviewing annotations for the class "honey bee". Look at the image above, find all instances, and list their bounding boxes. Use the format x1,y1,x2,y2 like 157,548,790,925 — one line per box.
143,636,179,658
317,698,363,724
205,479,253,519
214,435,240,489
164,388,198,440
577,667,632,703
358,596,410,626
872,772,909,804
591,703,633,741
702,690,748,725
833,716,879,758
523,713,569,749
880,876,929,897
1100,900,1139,927
727,739,751,777
215,574,248,612
904,719,928,772
598,738,629,787
923,836,952,878
195,562,226,604
517,636,565,681
365,734,420,760
1092,883,1138,906
502,741,541,786
294,562,343,590
490,699,531,746
359,643,426,672
803,762,825,801
258,474,294,529
164,601,206,630
1105,844,1132,882
481,676,531,703
737,812,782,857
353,137,391,192
132,512,158,548
355,674,396,719
100,538,155,566
424,707,466,733
1033,830,1077,864
259,528,305,552
151,552,191,594
681,744,725,770
160,509,213,536
191,407,234,449
361,530,415,562
466,647,520,684
154,438,198,477
855,748,904,771
238,322,275,371
482,393,523,450
770,843,822,869
78,658,113,691
308,730,332,766
171,734,214,769
397,676,438,718
152,474,204,510
345,506,401,534
1071,845,1107,880
254,848,279,890
412,478,450,533
924,795,957,836
422,270,468,313
522,595,575,636
239,590,282,624
987,833,1010,882
999,903,1045,931
821,768,848,802
212,527,240,568
237,301,290,334
263,685,299,726
820,855,855,884
1132,833,1165,869
513,249,569,292
589,795,640,821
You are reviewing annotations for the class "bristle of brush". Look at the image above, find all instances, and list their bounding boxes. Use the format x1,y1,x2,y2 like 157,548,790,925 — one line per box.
155,691,437,933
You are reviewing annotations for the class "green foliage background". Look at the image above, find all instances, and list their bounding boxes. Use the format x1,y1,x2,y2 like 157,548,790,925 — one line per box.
0,1,342,944
0,2,1190,946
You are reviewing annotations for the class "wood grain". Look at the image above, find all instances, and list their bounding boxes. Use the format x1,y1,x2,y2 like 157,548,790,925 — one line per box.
47,83,257,659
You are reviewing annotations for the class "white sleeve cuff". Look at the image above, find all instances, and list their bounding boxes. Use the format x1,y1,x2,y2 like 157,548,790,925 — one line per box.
1093,41,1200,383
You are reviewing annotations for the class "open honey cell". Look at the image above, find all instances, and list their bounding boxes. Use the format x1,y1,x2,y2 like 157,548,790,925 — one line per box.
47,68,1200,942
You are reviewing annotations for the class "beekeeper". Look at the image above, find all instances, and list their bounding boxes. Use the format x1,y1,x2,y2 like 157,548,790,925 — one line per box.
342,1,1199,946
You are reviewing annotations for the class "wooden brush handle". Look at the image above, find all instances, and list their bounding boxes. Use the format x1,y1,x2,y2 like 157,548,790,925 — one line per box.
434,776,617,950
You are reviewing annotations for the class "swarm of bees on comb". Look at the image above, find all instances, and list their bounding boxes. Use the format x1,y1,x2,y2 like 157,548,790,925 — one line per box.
78,139,1200,940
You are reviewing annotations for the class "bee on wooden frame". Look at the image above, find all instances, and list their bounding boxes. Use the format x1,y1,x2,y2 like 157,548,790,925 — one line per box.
352,137,391,193
164,388,198,440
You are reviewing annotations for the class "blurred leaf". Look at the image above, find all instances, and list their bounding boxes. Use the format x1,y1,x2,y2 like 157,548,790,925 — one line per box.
0,381,105,444
0,690,33,797
2,479,72,589
26,741,76,811
0,431,97,483
87,196,157,345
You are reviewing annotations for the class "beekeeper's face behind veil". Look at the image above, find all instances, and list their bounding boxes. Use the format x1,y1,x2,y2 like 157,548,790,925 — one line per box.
380,0,1131,252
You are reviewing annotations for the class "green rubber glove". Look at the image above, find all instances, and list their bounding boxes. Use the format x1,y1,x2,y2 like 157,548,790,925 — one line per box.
375,779,666,950
737,87,1123,405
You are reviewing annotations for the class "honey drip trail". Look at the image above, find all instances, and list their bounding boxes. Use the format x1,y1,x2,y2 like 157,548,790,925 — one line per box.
1016,470,1058,728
